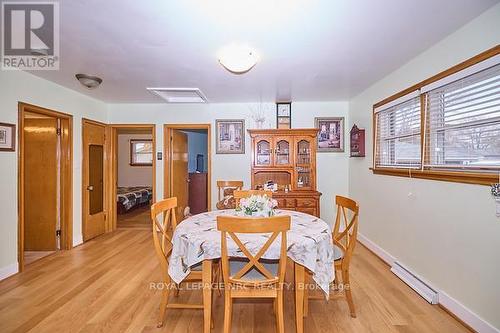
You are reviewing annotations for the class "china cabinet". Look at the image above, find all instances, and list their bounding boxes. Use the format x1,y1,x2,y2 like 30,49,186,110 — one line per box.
248,129,321,217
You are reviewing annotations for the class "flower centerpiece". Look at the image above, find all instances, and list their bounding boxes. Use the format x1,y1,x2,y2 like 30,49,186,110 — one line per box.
235,194,278,217
492,183,500,217
491,183,500,198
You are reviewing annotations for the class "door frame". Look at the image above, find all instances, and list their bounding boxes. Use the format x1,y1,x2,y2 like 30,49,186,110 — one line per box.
107,124,156,231
164,124,211,210
18,102,73,271
82,118,110,241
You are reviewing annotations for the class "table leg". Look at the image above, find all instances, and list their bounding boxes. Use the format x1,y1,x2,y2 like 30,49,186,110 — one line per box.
294,263,305,333
202,260,212,333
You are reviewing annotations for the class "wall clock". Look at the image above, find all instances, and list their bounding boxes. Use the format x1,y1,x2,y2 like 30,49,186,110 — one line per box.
276,102,291,129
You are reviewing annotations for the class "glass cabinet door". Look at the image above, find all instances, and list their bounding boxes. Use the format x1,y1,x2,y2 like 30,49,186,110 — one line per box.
296,139,311,165
274,138,292,166
295,138,313,189
255,138,272,166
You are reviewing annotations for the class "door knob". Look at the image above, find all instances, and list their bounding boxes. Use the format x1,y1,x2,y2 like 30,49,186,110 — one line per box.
87,185,94,191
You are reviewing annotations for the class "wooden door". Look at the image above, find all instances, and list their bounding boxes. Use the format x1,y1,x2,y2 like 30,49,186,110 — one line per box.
83,121,106,241
24,118,58,251
170,129,189,222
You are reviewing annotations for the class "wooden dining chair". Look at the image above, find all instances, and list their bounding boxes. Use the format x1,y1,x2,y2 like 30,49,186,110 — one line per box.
151,197,215,328
233,189,273,206
217,215,290,333
216,180,244,210
304,195,359,318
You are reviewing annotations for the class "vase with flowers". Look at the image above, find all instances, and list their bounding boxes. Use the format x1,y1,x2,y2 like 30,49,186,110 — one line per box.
235,194,278,217
492,183,500,216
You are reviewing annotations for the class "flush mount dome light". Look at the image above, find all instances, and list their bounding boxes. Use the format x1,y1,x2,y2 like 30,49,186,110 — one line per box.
75,74,103,89
218,44,259,74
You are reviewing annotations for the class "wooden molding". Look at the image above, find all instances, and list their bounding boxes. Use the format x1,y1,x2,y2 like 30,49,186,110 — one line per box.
248,128,319,137
371,167,498,186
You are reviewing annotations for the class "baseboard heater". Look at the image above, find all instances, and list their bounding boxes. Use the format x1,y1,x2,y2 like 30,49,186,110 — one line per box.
390,261,439,304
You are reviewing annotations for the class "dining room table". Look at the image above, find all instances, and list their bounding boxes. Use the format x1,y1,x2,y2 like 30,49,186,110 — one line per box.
168,209,336,333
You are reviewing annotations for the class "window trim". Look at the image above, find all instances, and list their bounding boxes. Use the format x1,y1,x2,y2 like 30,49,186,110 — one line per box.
130,139,153,166
372,45,500,186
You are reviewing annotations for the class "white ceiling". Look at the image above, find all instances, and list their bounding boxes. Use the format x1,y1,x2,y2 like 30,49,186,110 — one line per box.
30,0,499,103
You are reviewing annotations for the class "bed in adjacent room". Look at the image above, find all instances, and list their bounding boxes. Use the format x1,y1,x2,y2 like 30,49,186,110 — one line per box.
117,186,152,214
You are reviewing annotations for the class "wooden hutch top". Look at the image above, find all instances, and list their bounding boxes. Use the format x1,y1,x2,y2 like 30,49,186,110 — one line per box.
248,128,322,217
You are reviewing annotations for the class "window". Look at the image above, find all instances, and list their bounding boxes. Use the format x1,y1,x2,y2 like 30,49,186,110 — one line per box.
130,139,153,166
372,48,500,185
375,93,421,168
425,63,500,170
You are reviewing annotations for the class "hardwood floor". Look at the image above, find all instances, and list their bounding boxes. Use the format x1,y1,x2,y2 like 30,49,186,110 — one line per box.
23,251,55,266
0,229,470,333
117,205,151,229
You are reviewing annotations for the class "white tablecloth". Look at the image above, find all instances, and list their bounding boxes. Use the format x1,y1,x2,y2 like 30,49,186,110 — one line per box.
168,209,335,295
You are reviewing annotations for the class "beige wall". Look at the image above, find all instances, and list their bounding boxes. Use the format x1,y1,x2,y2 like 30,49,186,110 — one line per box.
349,4,500,329
107,101,350,225
0,70,107,276
117,134,153,187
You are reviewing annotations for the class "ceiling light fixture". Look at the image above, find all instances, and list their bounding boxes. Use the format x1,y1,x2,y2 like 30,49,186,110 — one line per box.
218,44,259,74
75,74,103,89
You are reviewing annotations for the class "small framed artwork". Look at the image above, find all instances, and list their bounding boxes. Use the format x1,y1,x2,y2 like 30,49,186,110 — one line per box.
350,124,365,157
216,119,245,154
315,117,344,152
0,122,15,151
276,102,291,129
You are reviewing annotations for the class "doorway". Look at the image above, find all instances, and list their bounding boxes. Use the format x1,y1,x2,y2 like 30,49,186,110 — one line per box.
164,124,211,223
108,125,156,230
18,103,73,270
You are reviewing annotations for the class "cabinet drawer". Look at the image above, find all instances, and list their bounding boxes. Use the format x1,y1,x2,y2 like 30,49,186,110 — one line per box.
296,207,316,216
285,198,296,208
276,199,286,208
296,198,316,208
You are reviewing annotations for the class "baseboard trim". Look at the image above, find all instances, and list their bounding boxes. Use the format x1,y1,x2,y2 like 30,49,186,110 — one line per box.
0,263,19,281
357,232,396,266
439,291,499,333
357,232,499,333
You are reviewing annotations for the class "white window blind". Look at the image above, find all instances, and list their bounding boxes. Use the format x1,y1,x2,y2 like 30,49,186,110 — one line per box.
375,93,421,168
425,63,500,170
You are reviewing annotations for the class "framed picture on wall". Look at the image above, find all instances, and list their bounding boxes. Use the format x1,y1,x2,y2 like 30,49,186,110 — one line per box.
276,102,291,129
0,122,15,151
315,117,344,152
216,119,245,154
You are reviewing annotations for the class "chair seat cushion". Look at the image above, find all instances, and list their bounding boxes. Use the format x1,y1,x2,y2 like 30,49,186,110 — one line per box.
333,245,344,261
229,258,278,281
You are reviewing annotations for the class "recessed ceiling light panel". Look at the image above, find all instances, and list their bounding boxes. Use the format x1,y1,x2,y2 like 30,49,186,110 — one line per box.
146,88,208,103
